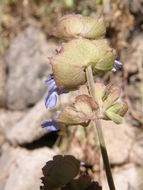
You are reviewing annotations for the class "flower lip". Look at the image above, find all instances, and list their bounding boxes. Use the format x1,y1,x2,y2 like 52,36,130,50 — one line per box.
45,74,54,85
45,75,68,109
41,120,60,133
112,60,123,72
45,91,57,109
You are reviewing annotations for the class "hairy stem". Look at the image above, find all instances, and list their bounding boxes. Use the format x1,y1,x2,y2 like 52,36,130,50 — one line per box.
86,65,116,190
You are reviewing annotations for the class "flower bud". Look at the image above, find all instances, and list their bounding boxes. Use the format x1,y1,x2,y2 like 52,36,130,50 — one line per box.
105,102,128,124
94,83,128,124
106,102,128,117
52,14,106,40
52,39,115,89
104,110,122,124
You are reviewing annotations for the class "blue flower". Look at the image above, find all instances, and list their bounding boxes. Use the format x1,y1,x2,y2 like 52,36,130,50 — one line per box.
41,106,61,133
41,120,60,133
112,60,122,72
45,75,66,109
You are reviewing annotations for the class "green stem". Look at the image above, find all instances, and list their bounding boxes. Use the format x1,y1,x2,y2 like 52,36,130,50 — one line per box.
86,66,116,190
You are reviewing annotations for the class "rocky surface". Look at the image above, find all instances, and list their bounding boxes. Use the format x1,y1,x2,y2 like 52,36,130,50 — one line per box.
0,145,57,190
0,109,25,150
6,99,48,145
121,33,143,121
4,26,58,110
102,120,135,165
130,132,143,166
102,164,141,190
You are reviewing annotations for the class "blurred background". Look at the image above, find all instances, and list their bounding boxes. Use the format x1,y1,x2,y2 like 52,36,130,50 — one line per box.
0,0,143,190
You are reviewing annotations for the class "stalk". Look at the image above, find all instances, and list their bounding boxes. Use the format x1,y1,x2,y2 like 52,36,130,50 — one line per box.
86,65,116,190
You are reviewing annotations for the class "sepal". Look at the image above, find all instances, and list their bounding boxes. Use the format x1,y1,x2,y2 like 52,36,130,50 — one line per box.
57,95,98,126
52,14,106,40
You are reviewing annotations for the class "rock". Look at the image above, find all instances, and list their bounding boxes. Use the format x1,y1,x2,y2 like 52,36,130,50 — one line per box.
4,26,58,110
122,33,143,74
7,99,48,145
0,60,5,107
0,109,25,149
130,132,143,165
102,164,141,190
59,119,135,166
0,145,57,190
102,120,135,165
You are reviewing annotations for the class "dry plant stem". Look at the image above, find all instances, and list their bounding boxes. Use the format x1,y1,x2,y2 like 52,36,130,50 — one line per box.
86,65,116,190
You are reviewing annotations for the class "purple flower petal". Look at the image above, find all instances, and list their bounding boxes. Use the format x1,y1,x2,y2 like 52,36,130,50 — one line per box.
45,75,54,85
45,126,59,132
41,120,60,133
48,81,56,91
80,162,85,166
115,60,122,67
112,67,117,72
45,91,57,109
112,60,123,72
44,76,68,110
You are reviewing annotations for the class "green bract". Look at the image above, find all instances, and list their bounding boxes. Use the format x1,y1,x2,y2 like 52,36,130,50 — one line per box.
57,95,98,126
52,39,115,89
94,83,128,124
57,83,128,126
52,14,106,40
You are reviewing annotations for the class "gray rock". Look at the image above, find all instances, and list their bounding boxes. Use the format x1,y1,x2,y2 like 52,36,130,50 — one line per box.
102,120,135,165
7,99,48,145
102,164,141,190
4,26,58,110
130,132,143,166
0,145,57,190
0,109,25,149
122,33,143,74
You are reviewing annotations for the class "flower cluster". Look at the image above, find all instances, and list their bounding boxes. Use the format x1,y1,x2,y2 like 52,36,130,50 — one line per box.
41,14,127,133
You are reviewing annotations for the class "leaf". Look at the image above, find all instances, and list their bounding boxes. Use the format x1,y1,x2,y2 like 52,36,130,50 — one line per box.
52,14,106,40
57,95,98,126
63,174,102,190
85,182,102,190
41,155,80,190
